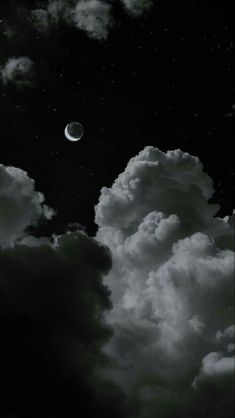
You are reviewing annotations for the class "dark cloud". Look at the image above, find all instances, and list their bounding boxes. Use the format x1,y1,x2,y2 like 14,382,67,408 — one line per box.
0,164,130,418
0,231,132,417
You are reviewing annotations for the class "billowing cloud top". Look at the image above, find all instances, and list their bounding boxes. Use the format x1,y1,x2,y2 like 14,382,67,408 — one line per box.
95,146,234,417
0,56,34,88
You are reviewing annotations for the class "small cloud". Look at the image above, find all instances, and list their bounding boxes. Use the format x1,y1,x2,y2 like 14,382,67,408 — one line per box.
0,163,54,248
121,0,153,16
193,351,234,388
0,56,34,88
224,104,235,118
31,8,51,32
31,0,66,33
70,0,113,41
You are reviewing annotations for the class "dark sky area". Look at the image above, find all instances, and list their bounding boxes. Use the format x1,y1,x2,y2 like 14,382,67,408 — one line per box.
0,0,234,236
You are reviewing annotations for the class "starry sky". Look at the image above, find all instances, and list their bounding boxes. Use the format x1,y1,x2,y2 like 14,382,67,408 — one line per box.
0,2,234,418
0,0,234,236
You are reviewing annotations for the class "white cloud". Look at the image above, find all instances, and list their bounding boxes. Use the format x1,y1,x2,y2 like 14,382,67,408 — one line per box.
70,0,112,40
95,146,234,412
0,164,54,248
193,351,234,387
0,57,34,88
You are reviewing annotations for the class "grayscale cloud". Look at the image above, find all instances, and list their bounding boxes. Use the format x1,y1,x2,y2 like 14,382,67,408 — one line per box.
0,56,34,88
71,0,113,40
95,146,234,417
0,164,54,248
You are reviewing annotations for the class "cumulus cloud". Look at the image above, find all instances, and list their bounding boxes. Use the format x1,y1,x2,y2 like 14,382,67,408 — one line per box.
0,147,234,417
0,56,34,88
0,164,54,248
31,0,153,40
95,147,234,416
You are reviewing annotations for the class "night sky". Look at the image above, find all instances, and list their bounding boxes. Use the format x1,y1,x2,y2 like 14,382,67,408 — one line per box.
1,0,234,235
0,1,234,418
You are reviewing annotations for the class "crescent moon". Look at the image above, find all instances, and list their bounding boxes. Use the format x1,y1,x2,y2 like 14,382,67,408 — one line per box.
64,124,81,142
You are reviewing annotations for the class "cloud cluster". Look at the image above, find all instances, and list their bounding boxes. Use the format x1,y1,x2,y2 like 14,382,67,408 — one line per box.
95,147,234,417
0,56,34,88
31,0,153,40
0,147,234,417
0,163,130,417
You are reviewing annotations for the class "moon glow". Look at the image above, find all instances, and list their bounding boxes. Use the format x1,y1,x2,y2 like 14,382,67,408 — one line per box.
64,122,84,141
